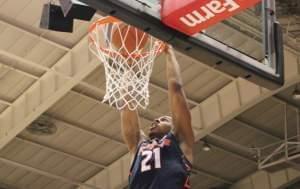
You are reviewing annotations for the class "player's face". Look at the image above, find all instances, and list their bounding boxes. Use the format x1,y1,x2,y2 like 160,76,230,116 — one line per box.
148,116,173,139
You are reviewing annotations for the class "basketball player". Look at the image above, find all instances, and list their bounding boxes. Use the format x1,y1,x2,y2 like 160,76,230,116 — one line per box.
120,45,194,189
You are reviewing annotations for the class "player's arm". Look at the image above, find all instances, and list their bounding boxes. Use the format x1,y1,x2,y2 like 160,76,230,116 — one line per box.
165,45,194,161
120,106,141,154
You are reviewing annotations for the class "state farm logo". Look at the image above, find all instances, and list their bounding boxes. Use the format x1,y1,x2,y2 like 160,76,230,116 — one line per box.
180,0,240,27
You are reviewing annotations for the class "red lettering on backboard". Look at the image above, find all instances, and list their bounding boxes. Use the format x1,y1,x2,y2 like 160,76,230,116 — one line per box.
161,0,261,35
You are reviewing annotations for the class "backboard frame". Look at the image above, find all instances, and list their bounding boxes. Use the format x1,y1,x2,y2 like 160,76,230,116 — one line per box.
80,0,284,90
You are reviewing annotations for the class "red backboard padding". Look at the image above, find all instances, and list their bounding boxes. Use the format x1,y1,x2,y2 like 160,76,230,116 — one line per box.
161,0,261,35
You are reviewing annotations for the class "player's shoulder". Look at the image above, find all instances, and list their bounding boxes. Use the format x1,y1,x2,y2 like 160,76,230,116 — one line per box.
168,131,180,142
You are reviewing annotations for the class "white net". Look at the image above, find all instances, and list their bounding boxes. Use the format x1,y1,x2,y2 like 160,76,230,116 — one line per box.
89,16,165,110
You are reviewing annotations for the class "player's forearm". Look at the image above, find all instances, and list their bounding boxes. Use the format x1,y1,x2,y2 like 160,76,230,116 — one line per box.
120,107,140,152
165,46,194,148
166,47,186,121
168,89,194,148
166,48,182,85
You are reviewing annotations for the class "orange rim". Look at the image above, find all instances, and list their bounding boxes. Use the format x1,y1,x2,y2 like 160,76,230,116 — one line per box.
92,43,166,59
88,16,120,32
88,16,166,59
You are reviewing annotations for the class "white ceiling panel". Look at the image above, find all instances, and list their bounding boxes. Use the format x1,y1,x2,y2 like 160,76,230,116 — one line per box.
184,69,216,91
192,75,230,101
206,22,263,60
0,64,10,79
193,144,256,181
190,174,227,189
0,0,33,19
239,99,286,137
75,137,110,156
0,23,67,68
7,33,39,57
83,66,106,88
16,172,44,188
148,87,169,114
20,120,127,165
0,0,7,6
39,48,66,67
0,26,23,50
0,161,73,189
240,98,278,119
47,91,125,140
91,114,125,141
5,76,35,100
0,161,17,179
0,21,6,34
87,141,126,165
151,53,208,87
0,69,35,102
28,176,55,189
76,102,111,126
24,40,65,66
0,138,101,183
3,168,30,188
185,71,231,102
43,180,70,189
214,119,279,148
48,92,86,116
62,98,98,121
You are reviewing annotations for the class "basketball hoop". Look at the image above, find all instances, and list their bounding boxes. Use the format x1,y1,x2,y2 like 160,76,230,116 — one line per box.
88,16,165,110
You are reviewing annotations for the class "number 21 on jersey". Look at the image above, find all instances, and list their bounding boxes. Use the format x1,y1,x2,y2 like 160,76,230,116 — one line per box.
141,147,161,172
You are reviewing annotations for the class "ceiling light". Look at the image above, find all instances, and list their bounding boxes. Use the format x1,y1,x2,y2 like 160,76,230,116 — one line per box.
292,85,300,100
26,115,57,136
202,141,211,152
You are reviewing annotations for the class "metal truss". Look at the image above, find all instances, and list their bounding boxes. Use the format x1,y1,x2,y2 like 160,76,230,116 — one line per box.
258,103,300,171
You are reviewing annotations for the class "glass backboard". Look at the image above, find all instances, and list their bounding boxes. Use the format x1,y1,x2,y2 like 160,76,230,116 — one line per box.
80,0,284,90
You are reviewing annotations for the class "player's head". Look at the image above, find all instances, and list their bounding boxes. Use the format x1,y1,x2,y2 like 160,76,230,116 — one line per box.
148,115,173,139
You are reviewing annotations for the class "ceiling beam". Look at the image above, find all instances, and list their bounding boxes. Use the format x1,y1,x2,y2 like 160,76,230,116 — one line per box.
0,35,99,150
